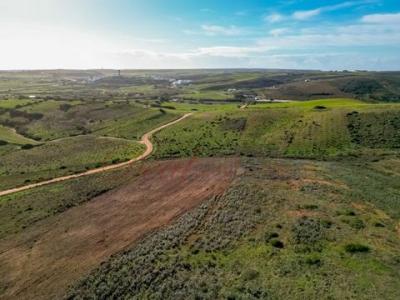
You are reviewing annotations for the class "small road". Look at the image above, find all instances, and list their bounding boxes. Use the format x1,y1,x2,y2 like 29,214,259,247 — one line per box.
0,113,192,197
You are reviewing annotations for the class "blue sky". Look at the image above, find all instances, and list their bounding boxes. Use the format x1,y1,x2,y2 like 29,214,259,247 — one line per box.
0,0,399,70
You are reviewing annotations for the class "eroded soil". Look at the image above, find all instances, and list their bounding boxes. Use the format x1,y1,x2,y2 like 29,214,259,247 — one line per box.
0,157,238,300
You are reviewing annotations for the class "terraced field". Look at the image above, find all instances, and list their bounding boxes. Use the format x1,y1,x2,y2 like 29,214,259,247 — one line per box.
154,99,400,160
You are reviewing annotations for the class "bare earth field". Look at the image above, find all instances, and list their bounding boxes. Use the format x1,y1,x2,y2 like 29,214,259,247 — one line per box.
0,157,238,300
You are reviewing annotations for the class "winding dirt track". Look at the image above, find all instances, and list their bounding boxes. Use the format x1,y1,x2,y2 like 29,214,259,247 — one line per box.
0,113,192,197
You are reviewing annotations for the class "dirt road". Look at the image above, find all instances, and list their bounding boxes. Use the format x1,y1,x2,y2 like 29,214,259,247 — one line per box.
0,113,192,197
0,157,238,299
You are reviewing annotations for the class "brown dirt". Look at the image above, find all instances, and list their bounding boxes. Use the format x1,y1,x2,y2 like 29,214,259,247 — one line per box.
0,157,238,300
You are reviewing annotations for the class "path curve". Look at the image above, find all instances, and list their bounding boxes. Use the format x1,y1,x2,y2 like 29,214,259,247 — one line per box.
0,113,192,197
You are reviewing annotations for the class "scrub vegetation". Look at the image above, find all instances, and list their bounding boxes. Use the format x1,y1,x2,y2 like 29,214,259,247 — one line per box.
68,158,400,300
1,70,400,300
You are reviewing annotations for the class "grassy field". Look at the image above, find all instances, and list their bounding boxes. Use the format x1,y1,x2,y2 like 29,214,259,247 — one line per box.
68,157,400,299
0,124,40,156
179,89,235,101
92,108,181,140
0,99,36,109
0,135,145,190
153,112,244,158
154,99,400,160
0,124,39,145
1,70,399,102
0,96,182,190
163,101,240,112
1,101,179,141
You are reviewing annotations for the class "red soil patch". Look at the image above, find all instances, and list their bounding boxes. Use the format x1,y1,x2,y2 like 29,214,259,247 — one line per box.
0,157,238,300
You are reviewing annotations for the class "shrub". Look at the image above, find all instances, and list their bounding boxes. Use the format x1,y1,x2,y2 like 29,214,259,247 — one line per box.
59,103,72,112
305,255,322,266
21,144,34,150
300,204,319,210
348,218,365,230
337,208,356,216
291,217,323,244
242,269,259,281
321,219,333,228
112,158,121,164
374,222,385,227
291,217,324,252
340,78,382,95
346,210,356,216
161,105,176,110
265,232,279,242
271,239,284,249
344,243,370,253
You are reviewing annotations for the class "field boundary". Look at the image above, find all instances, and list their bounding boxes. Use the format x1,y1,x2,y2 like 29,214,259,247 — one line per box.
0,113,192,197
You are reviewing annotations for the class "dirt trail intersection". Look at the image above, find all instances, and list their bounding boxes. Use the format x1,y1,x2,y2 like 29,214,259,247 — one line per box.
0,113,192,197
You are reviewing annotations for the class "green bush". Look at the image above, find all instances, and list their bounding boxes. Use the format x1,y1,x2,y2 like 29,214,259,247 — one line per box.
21,144,34,150
242,269,259,281
291,217,323,244
344,243,370,253
300,204,319,210
112,158,121,164
349,218,365,230
305,255,322,266
271,239,284,249
264,232,279,242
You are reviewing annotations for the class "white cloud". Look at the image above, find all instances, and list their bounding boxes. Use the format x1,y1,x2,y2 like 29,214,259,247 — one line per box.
269,28,290,37
293,1,373,21
258,28,400,49
265,13,284,23
200,8,214,13
0,1,398,70
201,25,244,36
292,9,321,20
235,11,248,16
193,46,272,58
108,49,400,71
361,12,400,24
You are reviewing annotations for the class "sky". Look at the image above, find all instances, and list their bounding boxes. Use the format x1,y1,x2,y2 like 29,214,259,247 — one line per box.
0,0,399,70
